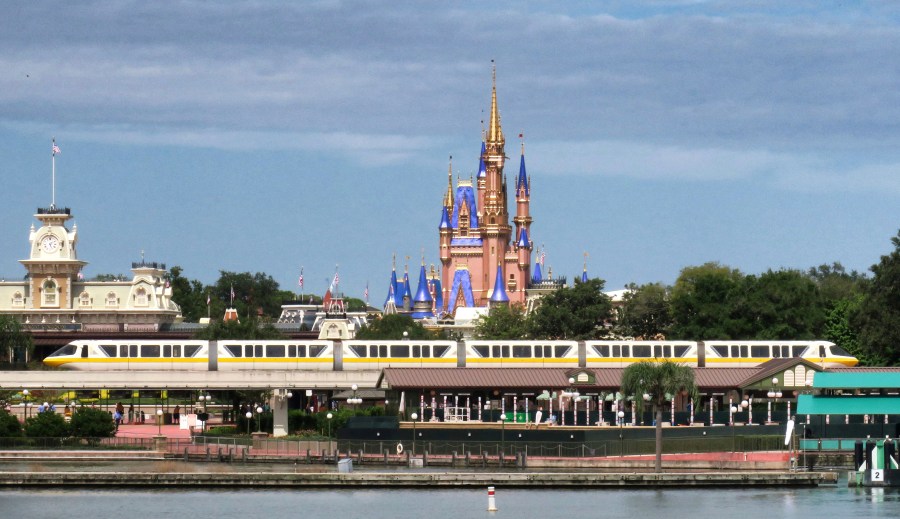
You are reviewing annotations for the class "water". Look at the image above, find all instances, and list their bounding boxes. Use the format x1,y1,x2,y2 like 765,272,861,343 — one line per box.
2,484,899,519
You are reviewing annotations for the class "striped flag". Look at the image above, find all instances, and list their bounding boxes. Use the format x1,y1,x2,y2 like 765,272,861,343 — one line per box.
52,141,60,155
364,283,369,302
230,285,235,304
539,249,546,265
298,268,304,289
333,271,339,288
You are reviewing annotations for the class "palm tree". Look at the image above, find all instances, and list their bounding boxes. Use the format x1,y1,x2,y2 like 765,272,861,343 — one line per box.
620,359,697,472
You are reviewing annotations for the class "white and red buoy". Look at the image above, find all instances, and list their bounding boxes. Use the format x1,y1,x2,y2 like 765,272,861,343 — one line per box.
487,486,498,511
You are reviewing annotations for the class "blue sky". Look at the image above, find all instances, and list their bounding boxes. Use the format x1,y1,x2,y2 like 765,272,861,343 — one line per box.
2,1,900,303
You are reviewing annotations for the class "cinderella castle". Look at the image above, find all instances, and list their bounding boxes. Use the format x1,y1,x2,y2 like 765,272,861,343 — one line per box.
384,67,568,320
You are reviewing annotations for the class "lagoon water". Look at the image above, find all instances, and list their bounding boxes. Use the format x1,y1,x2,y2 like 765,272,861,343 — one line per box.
2,483,900,519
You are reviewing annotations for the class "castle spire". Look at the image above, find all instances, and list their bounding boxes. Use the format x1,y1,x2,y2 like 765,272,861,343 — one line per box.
444,155,454,209
487,60,504,145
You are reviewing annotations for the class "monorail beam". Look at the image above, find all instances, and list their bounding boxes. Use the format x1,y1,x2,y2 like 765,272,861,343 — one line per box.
0,370,380,391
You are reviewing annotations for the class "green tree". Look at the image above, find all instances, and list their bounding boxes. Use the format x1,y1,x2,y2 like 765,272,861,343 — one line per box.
0,315,33,364
529,278,613,339
620,360,697,472
0,409,22,437
193,318,284,340
615,282,672,339
739,269,825,339
213,271,286,320
69,407,116,438
23,411,68,438
669,262,745,339
168,266,209,322
806,262,869,306
473,304,529,339
825,295,871,365
853,230,900,365
355,314,437,340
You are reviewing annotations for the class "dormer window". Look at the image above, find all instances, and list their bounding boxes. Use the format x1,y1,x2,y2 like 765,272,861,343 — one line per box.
135,287,148,307
42,279,58,307
79,292,91,308
106,292,118,308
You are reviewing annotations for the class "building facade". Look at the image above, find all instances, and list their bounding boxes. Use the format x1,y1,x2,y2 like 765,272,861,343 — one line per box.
0,205,182,333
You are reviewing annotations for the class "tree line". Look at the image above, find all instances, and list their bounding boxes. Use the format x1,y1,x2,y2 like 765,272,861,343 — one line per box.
475,229,900,367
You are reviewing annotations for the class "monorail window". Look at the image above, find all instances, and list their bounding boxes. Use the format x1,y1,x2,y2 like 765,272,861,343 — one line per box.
492,345,511,358
653,345,661,357
100,345,117,357
51,345,78,357
592,345,610,357
554,346,571,357
473,346,489,358
393,345,410,358
288,345,296,357
244,346,254,358
174,345,181,357
712,346,728,357
309,345,325,357
184,345,201,357
781,346,790,357
730,345,748,358
830,345,851,356
632,345,651,358
613,345,621,357
412,345,420,357
255,345,263,358
535,346,545,358
513,345,531,358
751,346,769,358
818,345,826,357
163,345,171,358
143,345,160,357
350,345,367,358
664,345,672,357
225,345,242,357
674,345,689,357
379,345,388,357
268,345,285,358
792,346,807,357
297,345,307,357
433,345,449,358
129,345,138,358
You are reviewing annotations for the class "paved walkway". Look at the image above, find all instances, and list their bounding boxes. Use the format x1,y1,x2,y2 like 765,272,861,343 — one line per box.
115,422,192,439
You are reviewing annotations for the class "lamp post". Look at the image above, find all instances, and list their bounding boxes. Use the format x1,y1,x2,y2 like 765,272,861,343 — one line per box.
256,406,263,433
245,411,252,435
642,393,651,425
730,406,738,452
741,398,749,425
326,412,333,438
22,390,29,419
500,413,507,458
618,410,625,456
156,409,163,436
410,412,418,455
767,377,782,423
347,384,362,410
198,393,211,433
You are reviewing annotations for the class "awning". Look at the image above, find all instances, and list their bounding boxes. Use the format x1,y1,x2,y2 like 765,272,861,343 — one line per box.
813,372,900,389
797,394,900,415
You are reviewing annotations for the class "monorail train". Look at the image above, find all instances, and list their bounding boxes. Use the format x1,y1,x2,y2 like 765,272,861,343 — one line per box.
43,338,858,371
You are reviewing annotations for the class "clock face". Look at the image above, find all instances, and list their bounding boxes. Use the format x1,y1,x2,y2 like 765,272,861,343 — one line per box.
40,234,60,253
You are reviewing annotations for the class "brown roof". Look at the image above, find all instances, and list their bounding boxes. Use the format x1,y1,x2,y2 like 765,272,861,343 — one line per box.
380,367,762,391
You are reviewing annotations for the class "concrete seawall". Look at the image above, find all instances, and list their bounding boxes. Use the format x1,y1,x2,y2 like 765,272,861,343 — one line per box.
0,471,837,488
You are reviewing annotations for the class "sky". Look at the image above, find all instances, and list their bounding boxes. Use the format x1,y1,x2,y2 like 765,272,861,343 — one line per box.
3,1,900,304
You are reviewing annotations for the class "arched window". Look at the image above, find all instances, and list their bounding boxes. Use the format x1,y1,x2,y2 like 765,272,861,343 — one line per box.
79,292,91,308
106,292,118,308
12,291,24,307
42,279,58,307
135,287,148,306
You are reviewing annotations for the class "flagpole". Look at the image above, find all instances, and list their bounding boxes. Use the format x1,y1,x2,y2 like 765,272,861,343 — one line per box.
51,138,56,208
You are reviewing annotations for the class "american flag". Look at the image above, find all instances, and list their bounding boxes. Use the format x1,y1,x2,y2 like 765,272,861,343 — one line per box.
333,271,339,287
539,249,546,265
298,270,304,289
230,285,235,304
52,141,60,155
364,283,369,302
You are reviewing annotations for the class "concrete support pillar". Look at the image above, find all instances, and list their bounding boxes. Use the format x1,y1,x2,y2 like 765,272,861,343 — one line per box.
271,394,288,437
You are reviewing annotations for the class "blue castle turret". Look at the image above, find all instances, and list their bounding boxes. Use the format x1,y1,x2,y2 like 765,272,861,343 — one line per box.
489,265,509,306
411,263,435,319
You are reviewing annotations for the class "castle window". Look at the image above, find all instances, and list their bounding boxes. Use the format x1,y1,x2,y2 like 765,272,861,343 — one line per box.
79,292,91,308
12,292,24,307
42,279,58,307
106,292,119,308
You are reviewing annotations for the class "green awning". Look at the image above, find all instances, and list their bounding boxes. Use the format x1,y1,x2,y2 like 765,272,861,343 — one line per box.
813,372,900,389
797,394,900,415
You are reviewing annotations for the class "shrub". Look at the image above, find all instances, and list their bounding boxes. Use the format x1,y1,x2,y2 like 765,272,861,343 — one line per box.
24,411,68,438
0,409,22,437
69,407,115,438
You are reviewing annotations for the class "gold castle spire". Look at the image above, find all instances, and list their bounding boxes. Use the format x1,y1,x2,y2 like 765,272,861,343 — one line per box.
488,60,504,144
444,155,454,209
